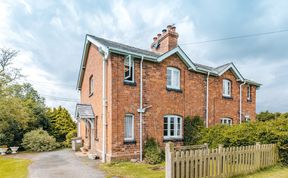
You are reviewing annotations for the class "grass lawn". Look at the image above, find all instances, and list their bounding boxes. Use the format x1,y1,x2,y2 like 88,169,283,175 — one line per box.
99,161,165,178
0,156,32,178
233,165,288,178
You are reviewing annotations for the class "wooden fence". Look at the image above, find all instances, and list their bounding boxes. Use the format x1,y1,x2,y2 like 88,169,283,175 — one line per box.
165,142,278,178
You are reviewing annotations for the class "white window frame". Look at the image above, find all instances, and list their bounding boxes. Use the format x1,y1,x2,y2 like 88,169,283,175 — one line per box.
89,75,94,95
167,67,180,90
223,79,231,97
124,114,134,141
124,55,134,83
220,118,233,125
247,85,251,100
163,115,182,140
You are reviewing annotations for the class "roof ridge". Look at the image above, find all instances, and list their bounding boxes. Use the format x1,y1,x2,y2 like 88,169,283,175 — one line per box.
215,62,232,69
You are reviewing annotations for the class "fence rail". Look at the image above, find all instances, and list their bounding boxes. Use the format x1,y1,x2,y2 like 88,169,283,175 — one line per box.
165,142,278,178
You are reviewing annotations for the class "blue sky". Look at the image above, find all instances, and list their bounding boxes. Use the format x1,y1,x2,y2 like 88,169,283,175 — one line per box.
1,0,288,116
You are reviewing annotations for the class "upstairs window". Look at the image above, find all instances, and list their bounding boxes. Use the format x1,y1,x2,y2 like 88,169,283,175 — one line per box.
247,85,251,100
124,114,134,141
164,115,182,139
124,55,134,82
167,67,180,89
223,79,231,97
89,75,94,96
220,118,232,125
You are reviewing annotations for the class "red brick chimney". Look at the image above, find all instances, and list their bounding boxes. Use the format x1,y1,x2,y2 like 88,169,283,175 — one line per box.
151,25,179,54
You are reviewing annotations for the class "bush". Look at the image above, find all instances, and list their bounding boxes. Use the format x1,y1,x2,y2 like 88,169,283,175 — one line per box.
199,118,288,164
65,129,77,147
183,116,205,145
22,129,59,152
144,138,164,164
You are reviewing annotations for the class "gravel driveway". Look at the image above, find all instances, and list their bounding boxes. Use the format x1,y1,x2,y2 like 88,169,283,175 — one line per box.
11,149,105,178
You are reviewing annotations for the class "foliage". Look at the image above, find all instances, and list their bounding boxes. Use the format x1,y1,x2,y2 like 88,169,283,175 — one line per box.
65,129,77,147
199,118,288,164
22,129,59,152
256,111,279,121
0,156,31,178
183,115,205,145
144,138,164,164
100,161,165,178
46,106,76,143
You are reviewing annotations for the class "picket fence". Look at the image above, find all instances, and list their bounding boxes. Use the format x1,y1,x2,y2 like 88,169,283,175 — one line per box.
165,142,278,178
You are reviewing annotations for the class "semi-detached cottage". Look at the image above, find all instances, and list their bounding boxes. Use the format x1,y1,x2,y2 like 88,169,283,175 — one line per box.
75,25,261,162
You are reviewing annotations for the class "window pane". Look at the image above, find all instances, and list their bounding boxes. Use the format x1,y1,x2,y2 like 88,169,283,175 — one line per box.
164,117,168,136
124,56,133,82
170,117,174,136
177,117,181,136
173,70,179,88
125,115,133,139
167,69,172,86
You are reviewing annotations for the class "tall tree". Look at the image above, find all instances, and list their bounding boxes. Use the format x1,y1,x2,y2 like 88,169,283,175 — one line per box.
47,106,76,142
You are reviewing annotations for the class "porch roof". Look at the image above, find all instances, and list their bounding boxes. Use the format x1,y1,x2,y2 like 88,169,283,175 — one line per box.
75,104,95,119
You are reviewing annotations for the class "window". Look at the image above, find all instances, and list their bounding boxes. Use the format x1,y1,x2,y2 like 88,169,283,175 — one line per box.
89,75,94,95
247,85,251,100
245,115,250,122
220,118,233,125
124,55,134,82
223,79,231,97
167,67,180,89
94,116,98,140
163,115,182,139
124,114,134,141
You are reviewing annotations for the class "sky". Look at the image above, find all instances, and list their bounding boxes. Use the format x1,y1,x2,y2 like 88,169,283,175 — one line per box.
0,0,288,116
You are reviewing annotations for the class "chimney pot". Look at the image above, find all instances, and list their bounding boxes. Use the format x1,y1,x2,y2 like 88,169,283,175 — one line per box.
157,33,161,37
167,25,172,30
162,29,167,33
171,26,176,32
153,36,157,41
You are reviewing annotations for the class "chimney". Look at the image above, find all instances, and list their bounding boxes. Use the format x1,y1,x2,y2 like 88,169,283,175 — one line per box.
150,25,179,54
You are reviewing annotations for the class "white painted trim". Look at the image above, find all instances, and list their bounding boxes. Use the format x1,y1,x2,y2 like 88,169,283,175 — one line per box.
157,46,197,70
222,79,232,97
163,115,183,139
220,118,233,125
167,67,180,90
218,63,244,81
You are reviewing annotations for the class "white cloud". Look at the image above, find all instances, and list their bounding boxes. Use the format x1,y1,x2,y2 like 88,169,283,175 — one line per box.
19,0,32,14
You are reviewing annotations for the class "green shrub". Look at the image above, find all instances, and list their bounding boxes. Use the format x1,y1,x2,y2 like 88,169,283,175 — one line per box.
144,138,164,164
183,115,205,145
65,129,77,147
22,129,59,152
199,118,288,164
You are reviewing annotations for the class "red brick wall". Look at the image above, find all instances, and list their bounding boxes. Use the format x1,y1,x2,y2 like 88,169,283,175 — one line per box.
80,45,257,161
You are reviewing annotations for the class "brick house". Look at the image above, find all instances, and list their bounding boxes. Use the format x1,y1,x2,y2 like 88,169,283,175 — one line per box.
75,25,261,162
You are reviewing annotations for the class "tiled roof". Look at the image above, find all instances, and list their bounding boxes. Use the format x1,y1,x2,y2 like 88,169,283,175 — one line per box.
88,35,160,58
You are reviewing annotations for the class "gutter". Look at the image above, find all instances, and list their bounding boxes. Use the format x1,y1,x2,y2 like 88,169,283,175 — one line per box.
239,80,246,124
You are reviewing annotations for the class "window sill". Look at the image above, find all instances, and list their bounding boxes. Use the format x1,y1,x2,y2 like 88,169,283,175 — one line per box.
95,138,99,141
123,81,137,86
123,140,136,144
163,138,183,142
89,93,93,97
166,87,182,93
222,96,233,100
247,99,252,103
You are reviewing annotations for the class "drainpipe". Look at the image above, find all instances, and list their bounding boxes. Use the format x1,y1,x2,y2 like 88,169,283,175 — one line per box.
205,72,210,128
100,47,108,163
139,56,144,162
239,80,246,124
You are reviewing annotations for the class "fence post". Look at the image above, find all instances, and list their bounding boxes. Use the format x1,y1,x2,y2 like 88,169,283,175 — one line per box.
218,144,223,176
166,142,174,178
255,142,261,169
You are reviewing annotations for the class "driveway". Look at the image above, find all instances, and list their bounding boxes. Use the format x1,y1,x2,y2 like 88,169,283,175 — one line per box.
11,149,105,178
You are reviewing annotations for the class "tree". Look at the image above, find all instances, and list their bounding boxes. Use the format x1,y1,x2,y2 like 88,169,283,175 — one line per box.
256,111,277,122
46,106,76,143
183,115,205,145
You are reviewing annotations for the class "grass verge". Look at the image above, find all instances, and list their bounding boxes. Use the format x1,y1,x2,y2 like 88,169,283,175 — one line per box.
232,165,288,178
99,161,165,178
0,156,32,178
